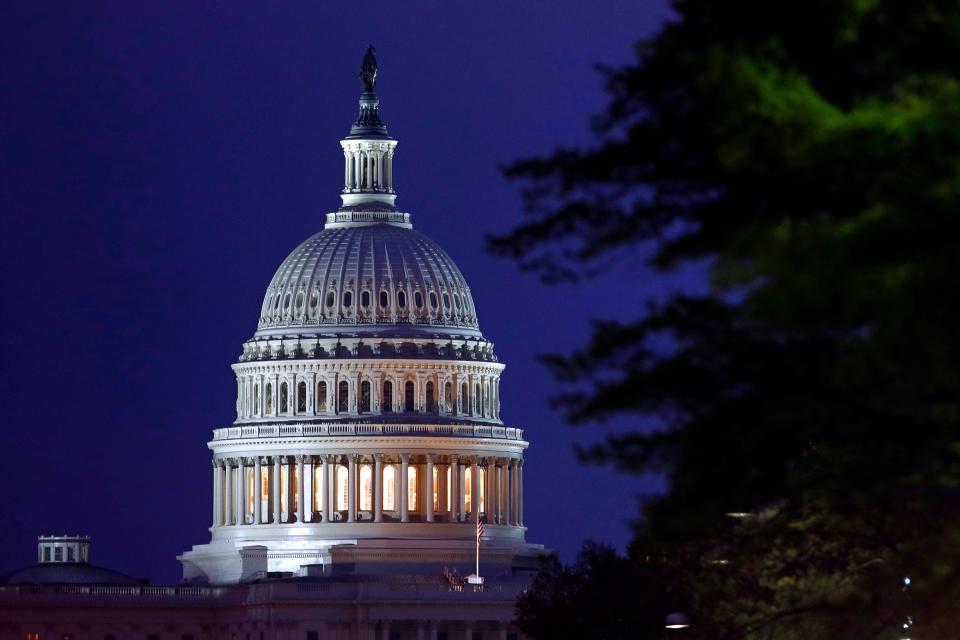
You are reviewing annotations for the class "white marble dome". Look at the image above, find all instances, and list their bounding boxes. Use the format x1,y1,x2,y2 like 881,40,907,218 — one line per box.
255,218,481,340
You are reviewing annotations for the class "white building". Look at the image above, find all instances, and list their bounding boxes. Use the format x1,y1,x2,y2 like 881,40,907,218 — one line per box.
0,50,542,640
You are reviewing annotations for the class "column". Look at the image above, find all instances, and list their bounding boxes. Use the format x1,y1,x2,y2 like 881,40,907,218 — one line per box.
374,454,384,523
425,454,435,523
327,455,336,520
457,458,467,523
470,459,480,523
224,458,235,526
399,454,410,523
254,457,262,524
344,151,351,190
273,456,282,524
496,460,505,525
485,457,496,521
518,459,525,526
450,455,460,522
212,459,221,527
348,455,357,523
296,455,306,523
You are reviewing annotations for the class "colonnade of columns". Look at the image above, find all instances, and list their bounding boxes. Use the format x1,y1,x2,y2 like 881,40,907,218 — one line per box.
342,143,395,193
213,453,524,531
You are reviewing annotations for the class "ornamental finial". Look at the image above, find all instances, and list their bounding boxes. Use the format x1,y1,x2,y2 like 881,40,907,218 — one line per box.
359,45,377,92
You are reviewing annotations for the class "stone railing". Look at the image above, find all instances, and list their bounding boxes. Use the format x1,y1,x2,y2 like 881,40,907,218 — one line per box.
212,423,524,442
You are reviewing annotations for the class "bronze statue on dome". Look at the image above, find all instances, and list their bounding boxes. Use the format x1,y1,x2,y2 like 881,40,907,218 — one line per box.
360,45,377,92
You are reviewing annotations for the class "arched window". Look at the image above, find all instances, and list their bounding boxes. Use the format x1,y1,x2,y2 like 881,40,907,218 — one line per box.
414,291,423,309
297,381,307,413
343,291,353,308
313,464,323,514
425,381,435,413
317,381,327,412
326,292,335,308
280,382,289,413
383,465,396,511
361,290,371,308
382,380,393,412
360,380,371,413
443,293,451,309
408,465,418,511
404,381,415,412
429,292,438,309
360,465,373,511
397,290,407,308
433,466,440,512
265,383,274,414
254,384,260,415
461,382,469,413
337,465,349,511
465,467,473,514
475,383,481,415
380,291,389,307
444,382,453,413
338,381,349,413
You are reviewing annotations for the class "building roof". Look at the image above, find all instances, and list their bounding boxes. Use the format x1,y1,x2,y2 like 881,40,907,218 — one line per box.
1,563,143,586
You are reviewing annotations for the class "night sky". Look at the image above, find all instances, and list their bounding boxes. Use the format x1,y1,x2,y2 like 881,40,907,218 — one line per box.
0,2,691,584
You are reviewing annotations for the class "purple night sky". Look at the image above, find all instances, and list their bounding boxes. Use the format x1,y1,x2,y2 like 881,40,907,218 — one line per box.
0,2,691,584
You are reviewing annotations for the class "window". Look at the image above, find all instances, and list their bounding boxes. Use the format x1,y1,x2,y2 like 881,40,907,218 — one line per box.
338,381,349,413
444,382,452,412
253,384,260,414
342,291,352,308
313,464,324,513
443,293,450,309
475,383,481,415
361,291,370,308
408,465,418,511
273,294,281,310
310,290,319,308
360,381,371,413
43,547,50,562
382,380,393,412
317,381,327,412
383,465,396,510
380,291,389,307
307,633,319,640
261,467,270,505
283,293,291,309
404,381,415,412
446,466,452,511
479,467,486,513
67,547,75,562
465,467,473,514
297,381,307,413
265,383,273,413
461,382,469,413
414,291,423,308
429,291,438,309
397,290,406,308
295,292,304,309
425,381,435,413
454,294,461,310
279,382,289,413
433,466,439,512
326,292,335,308
360,465,373,511
54,547,62,562
337,465,349,511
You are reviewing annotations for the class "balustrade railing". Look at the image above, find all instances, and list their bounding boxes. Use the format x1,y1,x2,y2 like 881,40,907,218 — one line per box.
212,423,524,442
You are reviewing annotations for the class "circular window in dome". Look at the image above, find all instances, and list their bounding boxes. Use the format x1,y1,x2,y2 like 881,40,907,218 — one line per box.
295,292,304,309
361,291,371,308
310,290,320,308
397,290,407,309
414,291,424,309
343,291,353,308
429,292,438,309
442,293,451,309
326,292,335,308
380,291,389,308
283,293,292,309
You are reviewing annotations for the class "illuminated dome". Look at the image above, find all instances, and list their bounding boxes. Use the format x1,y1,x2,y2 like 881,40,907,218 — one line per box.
255,220,481,340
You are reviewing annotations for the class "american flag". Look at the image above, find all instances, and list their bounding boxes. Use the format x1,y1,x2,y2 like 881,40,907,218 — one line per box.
476,516,485,544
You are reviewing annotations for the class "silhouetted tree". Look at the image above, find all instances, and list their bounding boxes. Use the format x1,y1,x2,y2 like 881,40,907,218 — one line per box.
492,1,960,637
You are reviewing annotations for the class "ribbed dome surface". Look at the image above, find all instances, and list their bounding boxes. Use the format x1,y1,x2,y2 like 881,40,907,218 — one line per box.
255,224,482,339
1,563,141,586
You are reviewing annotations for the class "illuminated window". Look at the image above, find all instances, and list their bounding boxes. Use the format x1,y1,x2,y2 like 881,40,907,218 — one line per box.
479,467,486,513
382,381,393,412
248,467,255,515
297,381,307,413
265,383,273,413
408,465,418,511
261,467,270,508
360,381,371,413
337,465,349,511
446,466,452,511
293,466,299,512
433,466,439,512
280,464,288,516
360,465,373,511
317,381,327,412
425,381,435,413
465,467,473,514
26,634,39,640
313,464,323,513
404,381,415,412
383,465,396,510
338,381,349,413
280,382,288,413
